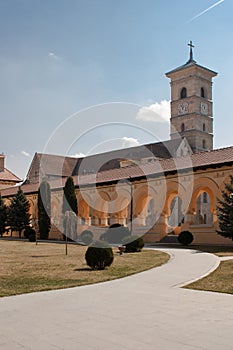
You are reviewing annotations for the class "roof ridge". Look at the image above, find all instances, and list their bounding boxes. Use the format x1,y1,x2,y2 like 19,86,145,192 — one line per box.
191,146,233,156
37,152,78,159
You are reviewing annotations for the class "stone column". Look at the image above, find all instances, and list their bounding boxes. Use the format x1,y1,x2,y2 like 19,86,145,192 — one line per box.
181,210,195,231
118,217,127,226
155,212,168,240
133,214,146,226
100,217,109,226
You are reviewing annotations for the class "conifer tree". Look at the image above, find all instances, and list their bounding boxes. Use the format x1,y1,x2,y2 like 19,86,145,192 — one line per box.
217,175,233,241
62,177,78,241
62,177,77,214
8,188,30,238
38,179,51,240
0,194,8,237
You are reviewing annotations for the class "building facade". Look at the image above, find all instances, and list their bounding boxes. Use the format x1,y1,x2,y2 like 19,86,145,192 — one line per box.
2,44,233,245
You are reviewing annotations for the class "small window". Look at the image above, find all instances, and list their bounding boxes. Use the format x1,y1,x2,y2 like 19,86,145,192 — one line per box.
202,139,206,149
180,87,187,99
201,87,205,98
203,123,206,132
181,123,185,132
203,192,207,203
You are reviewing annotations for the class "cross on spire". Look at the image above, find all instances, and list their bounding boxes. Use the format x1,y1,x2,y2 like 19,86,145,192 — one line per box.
188,40,195,62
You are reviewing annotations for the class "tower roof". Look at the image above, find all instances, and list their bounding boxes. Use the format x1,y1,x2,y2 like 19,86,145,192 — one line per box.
166,41,217,77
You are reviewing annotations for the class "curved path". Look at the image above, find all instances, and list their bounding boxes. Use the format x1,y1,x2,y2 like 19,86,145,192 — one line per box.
0,248,232,350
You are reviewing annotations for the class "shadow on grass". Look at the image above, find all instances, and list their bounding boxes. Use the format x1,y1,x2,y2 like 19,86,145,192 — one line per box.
74,268,92,272
31,255,53,258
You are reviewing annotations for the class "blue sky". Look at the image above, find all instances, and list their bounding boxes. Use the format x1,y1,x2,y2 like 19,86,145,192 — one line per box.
0,0,232,179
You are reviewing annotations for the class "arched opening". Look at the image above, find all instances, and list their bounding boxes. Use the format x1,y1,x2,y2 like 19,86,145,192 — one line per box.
146,198,156,226
194,192,213,225
133,184,158,227
91,216,95,225
181,123,185,132
203,123,206,132
180,87,187,99
51,206,58,226
168,196,183,230
201,87,205,98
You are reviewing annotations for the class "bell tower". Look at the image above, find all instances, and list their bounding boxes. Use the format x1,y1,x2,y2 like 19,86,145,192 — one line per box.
166,41,217,152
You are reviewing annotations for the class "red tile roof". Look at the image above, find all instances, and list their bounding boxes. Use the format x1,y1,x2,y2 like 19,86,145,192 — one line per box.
2,146,233,197
0,168,21,183
25,139,184,184
25,153,78,184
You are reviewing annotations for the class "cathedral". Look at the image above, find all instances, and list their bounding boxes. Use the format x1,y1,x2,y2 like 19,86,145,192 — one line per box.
2,43,233,245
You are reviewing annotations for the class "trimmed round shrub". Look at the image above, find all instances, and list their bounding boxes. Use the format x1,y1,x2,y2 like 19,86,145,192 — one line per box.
85,240,114,270
122,235,144,253
24,227,36,241
109,223,122,228
81,230,93,245
24,227,33,239
101,224,130,244
178,231,194,246
28,228,36,242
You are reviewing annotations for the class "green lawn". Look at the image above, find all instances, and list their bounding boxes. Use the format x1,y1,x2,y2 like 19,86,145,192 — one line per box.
0,240,169,297
152,243,233,294
185,260,233,295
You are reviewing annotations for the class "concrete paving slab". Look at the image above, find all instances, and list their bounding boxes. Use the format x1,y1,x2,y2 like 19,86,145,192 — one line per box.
0,248,232,349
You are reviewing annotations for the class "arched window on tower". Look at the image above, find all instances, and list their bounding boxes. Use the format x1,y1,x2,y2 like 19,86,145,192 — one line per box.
203,123,206,132
181,123,185,132
203,192,208,203
201,87,205,98
202,139,206,149
180,87,187,99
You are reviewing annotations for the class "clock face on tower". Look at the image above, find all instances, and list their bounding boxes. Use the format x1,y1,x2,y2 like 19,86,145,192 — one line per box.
177,102,188,115
200,102,208,115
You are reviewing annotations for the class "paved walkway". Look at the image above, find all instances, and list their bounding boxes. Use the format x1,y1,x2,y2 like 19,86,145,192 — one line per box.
0,248,232,350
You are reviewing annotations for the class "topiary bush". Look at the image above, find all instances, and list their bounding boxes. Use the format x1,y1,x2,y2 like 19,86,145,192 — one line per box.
81,230,93,245
85,240,114,270
24,227,36,241
24,226,32,239
27,228,36,242
101,224,130,244
178,231,194,246
122,235,144,253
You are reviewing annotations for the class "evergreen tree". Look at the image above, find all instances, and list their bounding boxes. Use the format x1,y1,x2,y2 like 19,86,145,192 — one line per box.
62,177,77,214
8,188,30,238
217,175,233,241
62,177,78,241
0,194,8,237
38,179,51,240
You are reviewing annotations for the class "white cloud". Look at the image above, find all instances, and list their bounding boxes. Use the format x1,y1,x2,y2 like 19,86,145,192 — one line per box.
121,137,140,148
48,52,60,60
21,151,30,157
136,100,170,123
